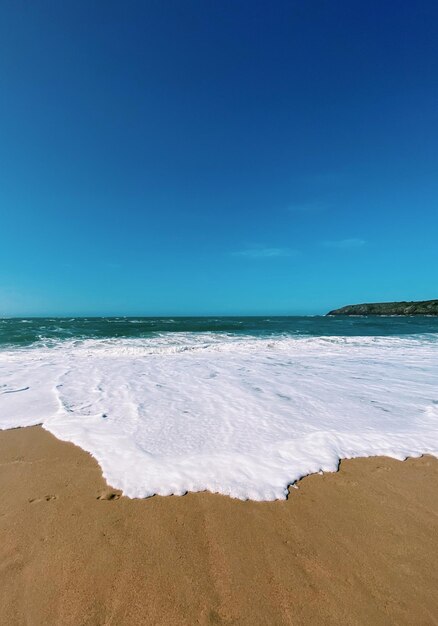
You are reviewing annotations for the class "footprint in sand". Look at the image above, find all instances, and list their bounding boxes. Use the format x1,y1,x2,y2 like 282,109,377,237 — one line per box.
96,491,121,501
28,494,57,503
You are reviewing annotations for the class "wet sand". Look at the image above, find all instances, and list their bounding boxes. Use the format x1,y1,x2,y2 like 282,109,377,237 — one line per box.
1,426,438,625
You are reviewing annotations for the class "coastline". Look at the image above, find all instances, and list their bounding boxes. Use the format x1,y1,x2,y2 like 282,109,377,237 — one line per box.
1,426,438,625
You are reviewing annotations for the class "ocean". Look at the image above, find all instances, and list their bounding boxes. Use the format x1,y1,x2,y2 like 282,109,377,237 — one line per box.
1,316,438,500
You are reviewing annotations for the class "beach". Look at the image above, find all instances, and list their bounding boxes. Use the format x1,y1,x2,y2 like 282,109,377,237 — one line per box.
3,0,438,622
1,425,438,625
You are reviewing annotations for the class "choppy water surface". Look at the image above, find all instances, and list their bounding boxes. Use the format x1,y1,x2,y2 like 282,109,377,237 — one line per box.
1,315,437,347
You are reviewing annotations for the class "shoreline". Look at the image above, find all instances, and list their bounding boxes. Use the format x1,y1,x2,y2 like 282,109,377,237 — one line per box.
1,426,438,624
3,423,437,502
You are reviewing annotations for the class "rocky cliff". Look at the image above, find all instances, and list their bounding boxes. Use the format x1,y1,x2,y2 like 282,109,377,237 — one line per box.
327,299,438,316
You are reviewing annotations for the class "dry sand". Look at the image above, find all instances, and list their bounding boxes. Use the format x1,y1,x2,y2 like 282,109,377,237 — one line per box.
1,426,438,626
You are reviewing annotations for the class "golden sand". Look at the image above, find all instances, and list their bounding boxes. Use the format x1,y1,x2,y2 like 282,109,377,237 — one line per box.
1,425,438,625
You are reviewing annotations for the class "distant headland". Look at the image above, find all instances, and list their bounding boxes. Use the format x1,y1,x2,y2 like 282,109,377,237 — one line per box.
327,299,438,316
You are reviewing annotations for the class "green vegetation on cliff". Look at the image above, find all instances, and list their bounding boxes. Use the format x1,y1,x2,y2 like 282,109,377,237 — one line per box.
327,299,438,316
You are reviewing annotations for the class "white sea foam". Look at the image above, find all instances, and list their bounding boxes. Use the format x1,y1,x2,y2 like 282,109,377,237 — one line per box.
1,333,437,500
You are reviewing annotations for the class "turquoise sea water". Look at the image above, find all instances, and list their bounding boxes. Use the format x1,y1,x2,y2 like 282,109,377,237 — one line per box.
1,316,438,348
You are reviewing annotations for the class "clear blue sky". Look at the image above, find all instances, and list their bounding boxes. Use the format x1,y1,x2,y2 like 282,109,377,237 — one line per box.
1,1,437,316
